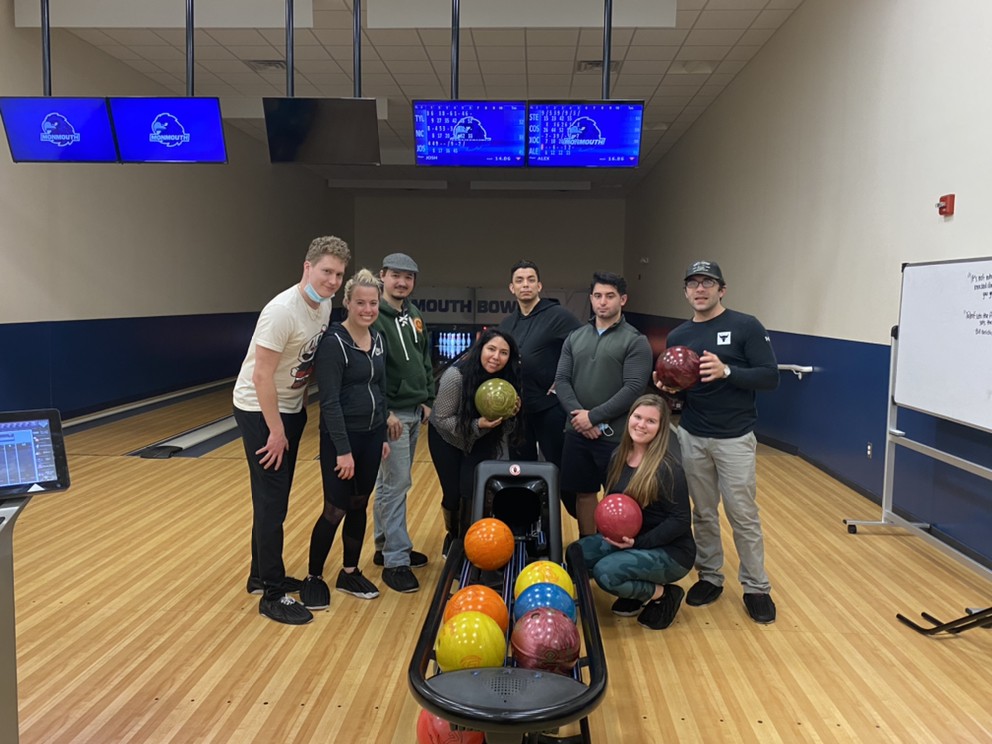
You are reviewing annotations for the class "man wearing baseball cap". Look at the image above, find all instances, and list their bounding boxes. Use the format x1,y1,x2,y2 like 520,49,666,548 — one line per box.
371,252,434,593
657,260,780,624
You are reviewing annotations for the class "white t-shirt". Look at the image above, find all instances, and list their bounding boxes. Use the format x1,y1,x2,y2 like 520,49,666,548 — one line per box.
233,285,331,414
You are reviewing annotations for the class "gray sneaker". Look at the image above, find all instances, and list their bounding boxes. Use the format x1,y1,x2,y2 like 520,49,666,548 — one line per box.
335,569,380,599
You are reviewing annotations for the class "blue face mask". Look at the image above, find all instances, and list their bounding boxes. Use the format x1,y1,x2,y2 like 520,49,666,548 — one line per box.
304,282,332,304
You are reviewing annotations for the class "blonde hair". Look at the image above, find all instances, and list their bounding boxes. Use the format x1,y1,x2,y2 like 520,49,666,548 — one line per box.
343,268,383,304
605,394,674,508
305,235,351,265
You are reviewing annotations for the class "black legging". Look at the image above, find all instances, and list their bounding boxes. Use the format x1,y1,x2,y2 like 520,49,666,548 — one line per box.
308,426,384,576
428,424,499,513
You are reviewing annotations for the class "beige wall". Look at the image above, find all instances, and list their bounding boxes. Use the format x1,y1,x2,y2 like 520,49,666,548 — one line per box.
0,8,351,323
625,0,992,345
354,195,625,292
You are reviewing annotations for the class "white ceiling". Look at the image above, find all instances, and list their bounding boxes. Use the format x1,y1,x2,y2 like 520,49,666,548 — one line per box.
56,0,806,192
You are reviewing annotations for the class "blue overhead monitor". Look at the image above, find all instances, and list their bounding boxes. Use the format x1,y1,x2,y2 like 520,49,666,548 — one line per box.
414,100,526,167
527,101,644,168
0,97,118,163
109,97,227,163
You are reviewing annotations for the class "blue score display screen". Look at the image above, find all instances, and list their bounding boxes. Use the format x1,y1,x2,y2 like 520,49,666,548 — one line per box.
109,97,227,163
527,102,643,167
414,101,526,166
0,97,118,162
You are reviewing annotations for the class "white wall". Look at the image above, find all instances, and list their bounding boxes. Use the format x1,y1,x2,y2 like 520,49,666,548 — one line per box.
0,7,351,323
625,0,992,345
354,195,625,292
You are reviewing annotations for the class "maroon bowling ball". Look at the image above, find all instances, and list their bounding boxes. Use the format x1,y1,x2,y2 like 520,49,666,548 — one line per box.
511,607,580,675
655,345,701,391
594,493,643,542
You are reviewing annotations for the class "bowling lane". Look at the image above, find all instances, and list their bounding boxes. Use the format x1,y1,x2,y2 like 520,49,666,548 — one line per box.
64,385,235,456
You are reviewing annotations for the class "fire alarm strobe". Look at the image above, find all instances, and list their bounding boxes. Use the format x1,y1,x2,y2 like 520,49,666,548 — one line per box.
936,194,955,216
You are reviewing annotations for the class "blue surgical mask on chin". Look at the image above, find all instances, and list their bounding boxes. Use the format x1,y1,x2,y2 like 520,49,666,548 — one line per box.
304,283,331,304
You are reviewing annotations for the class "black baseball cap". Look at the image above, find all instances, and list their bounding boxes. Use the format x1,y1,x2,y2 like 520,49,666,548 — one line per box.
684,260,724,285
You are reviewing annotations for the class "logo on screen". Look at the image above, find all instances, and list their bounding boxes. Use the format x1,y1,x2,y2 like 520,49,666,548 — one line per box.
149,113,191,148
449,116,491,148
39,113,81,148
561,116,606,147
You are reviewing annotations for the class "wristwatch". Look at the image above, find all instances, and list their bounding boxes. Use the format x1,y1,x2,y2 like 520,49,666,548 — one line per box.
723,365,731,378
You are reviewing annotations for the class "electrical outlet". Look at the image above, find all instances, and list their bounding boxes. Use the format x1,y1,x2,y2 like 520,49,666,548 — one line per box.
866,442,873,459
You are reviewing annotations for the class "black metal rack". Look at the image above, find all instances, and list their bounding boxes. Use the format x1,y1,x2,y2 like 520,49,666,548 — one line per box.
408,461,608,744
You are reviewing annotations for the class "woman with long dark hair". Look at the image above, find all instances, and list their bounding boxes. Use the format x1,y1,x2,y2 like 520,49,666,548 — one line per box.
578,393,695,630
428,328,521,554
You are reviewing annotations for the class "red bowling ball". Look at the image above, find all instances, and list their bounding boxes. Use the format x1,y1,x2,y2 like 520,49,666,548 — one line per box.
510,607,580,675
655,345,701,391
416,709,484,743
595,493,643,543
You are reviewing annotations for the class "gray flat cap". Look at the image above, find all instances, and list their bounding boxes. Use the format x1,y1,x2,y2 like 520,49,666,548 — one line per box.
381,252,419,273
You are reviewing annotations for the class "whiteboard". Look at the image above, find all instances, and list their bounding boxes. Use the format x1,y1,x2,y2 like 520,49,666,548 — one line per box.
894,257,992,433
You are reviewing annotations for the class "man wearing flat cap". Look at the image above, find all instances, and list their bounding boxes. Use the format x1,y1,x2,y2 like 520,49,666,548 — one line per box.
371,252,434,594
657,260,780,624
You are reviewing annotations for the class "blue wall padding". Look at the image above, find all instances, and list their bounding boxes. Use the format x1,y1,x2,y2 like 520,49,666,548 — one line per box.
0,313,258,418
626,312,992,567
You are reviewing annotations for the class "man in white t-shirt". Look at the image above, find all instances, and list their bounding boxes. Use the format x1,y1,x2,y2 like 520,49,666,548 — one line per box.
233,236,350,625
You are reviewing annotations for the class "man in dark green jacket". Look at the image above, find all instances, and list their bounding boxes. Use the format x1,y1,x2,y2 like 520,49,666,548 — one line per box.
554,271,652,535
372,253,435,594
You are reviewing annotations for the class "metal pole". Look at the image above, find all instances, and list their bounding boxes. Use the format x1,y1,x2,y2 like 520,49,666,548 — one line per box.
450,0,460,99
602,0,613,99
185,0,195,96
353,0,361,97
285,0,295,97
40,0,51,96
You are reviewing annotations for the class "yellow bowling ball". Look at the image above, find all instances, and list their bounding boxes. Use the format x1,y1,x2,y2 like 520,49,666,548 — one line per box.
435,611,507,672
514,560,576,600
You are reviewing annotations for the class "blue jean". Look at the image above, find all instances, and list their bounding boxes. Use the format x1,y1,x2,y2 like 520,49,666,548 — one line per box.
373,408,420,568
578,535,691,603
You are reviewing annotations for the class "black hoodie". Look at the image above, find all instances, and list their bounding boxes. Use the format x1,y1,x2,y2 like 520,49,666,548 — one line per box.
498,297,582,412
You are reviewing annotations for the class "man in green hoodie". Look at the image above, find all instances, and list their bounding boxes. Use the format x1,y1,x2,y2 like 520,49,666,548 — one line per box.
372,253,435,594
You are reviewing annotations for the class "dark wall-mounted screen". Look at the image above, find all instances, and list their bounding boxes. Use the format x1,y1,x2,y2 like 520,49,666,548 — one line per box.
0,97,118,163
527,101,644,168
414,100,526,167
109,97,227,163
263,97,381,165
0,409,70,499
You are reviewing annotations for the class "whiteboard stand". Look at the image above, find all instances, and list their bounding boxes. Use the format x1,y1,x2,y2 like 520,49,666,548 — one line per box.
843,329,992,584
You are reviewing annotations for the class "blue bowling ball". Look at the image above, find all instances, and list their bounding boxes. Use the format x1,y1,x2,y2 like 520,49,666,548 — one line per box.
513,581,577,623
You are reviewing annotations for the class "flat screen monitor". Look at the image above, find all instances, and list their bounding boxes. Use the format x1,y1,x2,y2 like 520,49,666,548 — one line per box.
0,97,118,163
527,101,644,168
262,97,381,165
413,100,526,167
0,409,70,499
108,97,227,163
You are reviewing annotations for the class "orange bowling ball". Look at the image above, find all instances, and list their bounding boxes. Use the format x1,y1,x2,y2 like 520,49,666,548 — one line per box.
463,517,515,570
444,584,510,633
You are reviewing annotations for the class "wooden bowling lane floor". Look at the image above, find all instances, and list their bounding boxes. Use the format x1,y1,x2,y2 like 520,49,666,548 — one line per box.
11,432,992,742
63,385,236,457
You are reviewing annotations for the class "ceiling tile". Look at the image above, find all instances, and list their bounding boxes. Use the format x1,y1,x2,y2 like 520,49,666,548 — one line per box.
624,46,679,62
486,85,527,98
658,77,706,90
675,10,700,28
707,73,736,86
767,0,803,8
204,29,268,45
366,28,422,45
198,59,254,74
151,29,217,46
739,28,775,45
134,45,186,61
302,72,352,86
193,46,237,61
652,94,693,106
417,29,452,45
579,28,634,46
257,29,321,46
621,60,667,76
675,0,707,9
470,28,526,46
426,45,477,61
676,46,730,61
404,85,446,97
527,74,572,87
695,10,761,29
326,45,380,60
103,29,169,46
527,47,577,61
296,59,345,74
286,45,331,60
99,45,143,61
715,59,748,74
630,28,688,46
69,28,115,45
527,60,573,75
753,9,795,29
526,29,579,46
704,0,770,9
226,45,281,60
392,73,442,86
377,45,429,61
433,60,481,77
385,59,434,74
476,46,524,61
313,29,355,46
481,74,526,88
126,59,164,74
685,29,744,46
356,59,390,74
725,45,761,61
479,59,527,75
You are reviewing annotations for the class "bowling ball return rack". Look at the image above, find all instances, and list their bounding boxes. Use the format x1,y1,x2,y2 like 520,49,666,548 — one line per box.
408,461,608,744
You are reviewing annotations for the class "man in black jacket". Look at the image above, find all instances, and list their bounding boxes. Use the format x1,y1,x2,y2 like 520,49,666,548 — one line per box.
498,261,581,515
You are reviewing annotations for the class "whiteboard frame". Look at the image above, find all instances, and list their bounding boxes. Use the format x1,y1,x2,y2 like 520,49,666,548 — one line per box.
893,256,992,435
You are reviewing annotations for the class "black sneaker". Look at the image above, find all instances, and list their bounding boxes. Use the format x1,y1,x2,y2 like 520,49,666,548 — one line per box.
373,550,429,568
246,576,303,595
638,584,685,630
382,566,420,593
335,569,380,599
685,579,723,607
259,595,313,625
611,597,644,617
743,593,776,624
300,576,331,610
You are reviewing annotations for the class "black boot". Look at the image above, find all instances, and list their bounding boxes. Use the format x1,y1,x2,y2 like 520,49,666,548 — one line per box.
441,506,460,559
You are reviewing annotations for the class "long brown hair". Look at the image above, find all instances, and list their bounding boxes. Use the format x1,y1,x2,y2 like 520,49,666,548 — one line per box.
605,394,675,507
